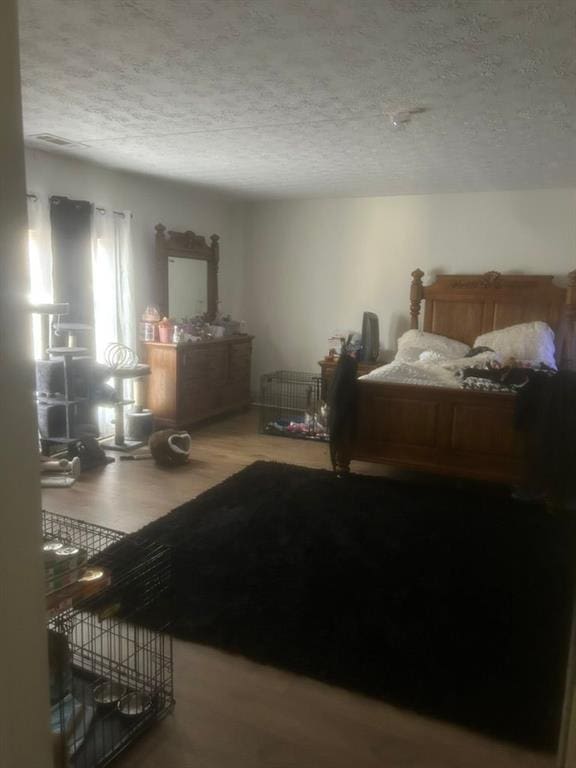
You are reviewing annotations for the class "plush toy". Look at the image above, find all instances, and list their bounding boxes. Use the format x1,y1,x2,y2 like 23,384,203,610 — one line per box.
148,429,192,467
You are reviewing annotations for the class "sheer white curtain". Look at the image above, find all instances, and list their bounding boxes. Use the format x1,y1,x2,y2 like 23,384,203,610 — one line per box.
27,195,53,359
92,209,135,359
92,209,135,434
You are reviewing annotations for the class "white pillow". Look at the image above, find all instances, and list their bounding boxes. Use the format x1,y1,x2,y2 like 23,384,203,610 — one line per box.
474,321,556,369
396,330,470,363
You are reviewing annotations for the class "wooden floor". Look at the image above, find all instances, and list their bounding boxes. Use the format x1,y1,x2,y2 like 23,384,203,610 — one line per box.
43,410,555,768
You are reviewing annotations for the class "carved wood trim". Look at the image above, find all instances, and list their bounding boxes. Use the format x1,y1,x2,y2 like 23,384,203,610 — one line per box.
566,269,576,315
409,268,424,330
557,268,576,370
410,268,576,353
449,271,502,289
154,223,220,321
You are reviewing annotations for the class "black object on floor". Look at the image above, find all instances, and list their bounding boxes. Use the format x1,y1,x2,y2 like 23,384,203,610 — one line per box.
101,461,576,750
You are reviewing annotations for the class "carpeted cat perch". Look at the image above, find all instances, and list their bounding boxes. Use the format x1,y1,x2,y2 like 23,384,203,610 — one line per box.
98,461,576,751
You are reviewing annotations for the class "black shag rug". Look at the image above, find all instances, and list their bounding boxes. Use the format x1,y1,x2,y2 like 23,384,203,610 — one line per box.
101,461,576,750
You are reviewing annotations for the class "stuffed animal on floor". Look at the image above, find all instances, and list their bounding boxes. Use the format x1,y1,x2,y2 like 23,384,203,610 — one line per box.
148,429,192,467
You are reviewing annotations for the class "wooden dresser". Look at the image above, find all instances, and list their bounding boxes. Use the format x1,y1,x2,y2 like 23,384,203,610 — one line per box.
143,336,253,428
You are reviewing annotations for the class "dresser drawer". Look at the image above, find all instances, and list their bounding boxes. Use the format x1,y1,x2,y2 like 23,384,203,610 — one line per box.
209,345,229,385
230,342,251,376
181,345,230,380
146,338,253,427
180,348,211,380
230,342,251,362
179,380,212,421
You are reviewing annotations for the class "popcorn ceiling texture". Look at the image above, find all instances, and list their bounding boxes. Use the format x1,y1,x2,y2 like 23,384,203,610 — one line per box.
19,0,576,199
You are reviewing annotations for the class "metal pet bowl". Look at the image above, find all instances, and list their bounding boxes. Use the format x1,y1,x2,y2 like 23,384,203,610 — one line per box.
117,692,152,718
93,681,128,708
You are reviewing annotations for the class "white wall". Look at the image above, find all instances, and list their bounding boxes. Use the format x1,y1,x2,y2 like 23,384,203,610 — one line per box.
25,148,247,322
0,2,52,766
244,188,576,387
23,152,576,395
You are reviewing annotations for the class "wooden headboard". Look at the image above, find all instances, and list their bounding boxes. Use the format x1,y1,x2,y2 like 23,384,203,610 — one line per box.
409,269,576,366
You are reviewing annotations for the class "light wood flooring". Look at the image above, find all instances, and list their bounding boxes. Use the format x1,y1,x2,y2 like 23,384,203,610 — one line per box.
42,410,555,768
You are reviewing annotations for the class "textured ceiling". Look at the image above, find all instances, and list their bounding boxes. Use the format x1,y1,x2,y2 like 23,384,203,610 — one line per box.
19,0,576,199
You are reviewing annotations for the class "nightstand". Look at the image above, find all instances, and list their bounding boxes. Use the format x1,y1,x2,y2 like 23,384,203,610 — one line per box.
318,358,381,400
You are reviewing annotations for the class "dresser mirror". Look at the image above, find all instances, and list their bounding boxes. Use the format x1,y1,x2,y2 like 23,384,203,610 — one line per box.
168,257,207,318
154,223,219,321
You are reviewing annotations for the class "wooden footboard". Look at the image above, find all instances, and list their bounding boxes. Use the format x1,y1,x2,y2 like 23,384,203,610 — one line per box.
345,381,522,484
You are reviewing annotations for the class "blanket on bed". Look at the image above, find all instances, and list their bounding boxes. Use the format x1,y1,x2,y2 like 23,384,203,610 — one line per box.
360,349,553,393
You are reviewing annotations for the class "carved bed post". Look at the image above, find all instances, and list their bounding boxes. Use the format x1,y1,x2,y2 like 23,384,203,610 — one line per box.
410,269,424,330
207,234,220,322
155,223,168,317
333,437,352,476
566,270,576,311
559,269,576,370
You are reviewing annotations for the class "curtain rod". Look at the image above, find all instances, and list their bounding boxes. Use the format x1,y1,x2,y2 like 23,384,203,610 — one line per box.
95,207,132,218
27,195,131,218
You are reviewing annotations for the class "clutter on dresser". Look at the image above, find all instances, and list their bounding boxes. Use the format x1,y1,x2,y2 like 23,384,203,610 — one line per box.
44,510,174,768
326,312,381,363
327,330,362,360
158,316,174,343
139,305,161,342
148,309,248,345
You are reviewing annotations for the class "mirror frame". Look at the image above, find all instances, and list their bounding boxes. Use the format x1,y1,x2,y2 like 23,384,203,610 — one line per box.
155,223,219,321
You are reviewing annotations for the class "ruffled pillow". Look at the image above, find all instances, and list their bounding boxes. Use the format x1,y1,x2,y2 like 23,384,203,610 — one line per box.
396,330,470,363
474,322,556,370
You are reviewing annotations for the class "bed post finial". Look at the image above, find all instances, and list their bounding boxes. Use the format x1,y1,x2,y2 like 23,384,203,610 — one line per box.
565,270,576,320
557,270,576,371
410,269,424,330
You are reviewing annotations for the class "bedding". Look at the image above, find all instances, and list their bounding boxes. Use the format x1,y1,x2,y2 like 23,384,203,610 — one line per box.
361,323,557,391
474,321,556,370
395,329,470,363
361,350,498,389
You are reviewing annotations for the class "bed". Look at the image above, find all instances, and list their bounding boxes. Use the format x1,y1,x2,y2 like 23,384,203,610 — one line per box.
334,269,576,484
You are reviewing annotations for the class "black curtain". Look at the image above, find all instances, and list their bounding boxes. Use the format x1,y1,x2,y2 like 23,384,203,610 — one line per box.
50,196,94,326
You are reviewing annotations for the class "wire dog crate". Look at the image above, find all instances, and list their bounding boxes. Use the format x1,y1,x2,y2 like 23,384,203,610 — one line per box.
259,370,329,441
43,510,174,768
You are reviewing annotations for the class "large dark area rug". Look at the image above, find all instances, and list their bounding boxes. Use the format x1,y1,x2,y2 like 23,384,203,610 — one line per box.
101,461,576,750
